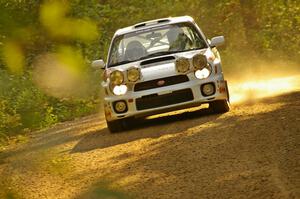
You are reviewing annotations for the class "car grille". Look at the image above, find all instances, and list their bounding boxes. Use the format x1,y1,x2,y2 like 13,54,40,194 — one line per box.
134,75,189,92
136,88,194,111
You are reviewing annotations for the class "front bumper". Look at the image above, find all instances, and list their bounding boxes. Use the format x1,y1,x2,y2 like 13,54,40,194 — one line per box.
104,73,228,121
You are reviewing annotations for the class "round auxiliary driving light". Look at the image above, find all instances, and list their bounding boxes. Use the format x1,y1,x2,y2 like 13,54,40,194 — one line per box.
113,100,127,113
176,58,190,73
201,83,215,96
127,67,140,82
112,84,128,96
110,70,124,85
193,54,207,70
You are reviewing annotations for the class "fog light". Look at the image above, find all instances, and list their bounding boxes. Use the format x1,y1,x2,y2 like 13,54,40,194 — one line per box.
193,54,207,70
176,58,190,73
113,100,128,113
127,67,140,82
201,83,215,96
110,70,124,85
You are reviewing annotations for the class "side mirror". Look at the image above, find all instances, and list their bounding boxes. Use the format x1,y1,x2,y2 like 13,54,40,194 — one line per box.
207,39,211,45
210,36,225,47
91,59,105,70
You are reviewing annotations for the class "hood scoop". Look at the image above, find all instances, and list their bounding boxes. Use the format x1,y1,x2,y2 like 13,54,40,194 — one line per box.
140,56,175,68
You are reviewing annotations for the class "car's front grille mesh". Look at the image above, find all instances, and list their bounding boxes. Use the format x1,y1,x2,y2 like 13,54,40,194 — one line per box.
134,75,189,92
136,88,194,110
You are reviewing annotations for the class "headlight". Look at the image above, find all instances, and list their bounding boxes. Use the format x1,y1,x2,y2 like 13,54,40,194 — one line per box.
193,54,207,70
112,84,128,95
195,65,212,79
110,70,124,85
127,67,140,82
176,58,190,73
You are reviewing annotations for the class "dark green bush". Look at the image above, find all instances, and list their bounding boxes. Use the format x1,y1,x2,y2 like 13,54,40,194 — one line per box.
0,70,99,140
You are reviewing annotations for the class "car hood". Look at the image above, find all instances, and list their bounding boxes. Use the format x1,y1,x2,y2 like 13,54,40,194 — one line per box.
107,48,210,82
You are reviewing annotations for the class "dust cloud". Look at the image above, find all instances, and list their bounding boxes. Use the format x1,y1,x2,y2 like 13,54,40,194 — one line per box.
32,53,91,99
227,61,300,104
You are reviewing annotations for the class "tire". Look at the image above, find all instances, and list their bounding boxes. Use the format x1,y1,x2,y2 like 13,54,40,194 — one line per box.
106,119,124,133
106,117,134,133
210,100,230,113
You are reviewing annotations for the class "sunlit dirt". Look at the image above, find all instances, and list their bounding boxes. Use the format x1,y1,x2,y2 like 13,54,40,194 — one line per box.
2,92,299,199
229,75,300,104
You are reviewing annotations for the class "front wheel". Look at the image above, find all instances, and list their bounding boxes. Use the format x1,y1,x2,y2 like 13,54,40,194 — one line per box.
210,100,230,113
106,117,134,133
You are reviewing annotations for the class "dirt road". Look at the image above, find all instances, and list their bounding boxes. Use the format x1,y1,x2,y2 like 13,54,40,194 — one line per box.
0,81,299,198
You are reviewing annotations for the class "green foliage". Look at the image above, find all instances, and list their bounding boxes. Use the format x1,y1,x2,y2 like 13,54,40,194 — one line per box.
0,69,98,142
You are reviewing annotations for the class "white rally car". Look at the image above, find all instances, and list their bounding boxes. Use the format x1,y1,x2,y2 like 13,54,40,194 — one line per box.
92,16,230,132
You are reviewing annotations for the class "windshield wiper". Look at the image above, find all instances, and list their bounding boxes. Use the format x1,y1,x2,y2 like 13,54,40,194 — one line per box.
108,60,133,68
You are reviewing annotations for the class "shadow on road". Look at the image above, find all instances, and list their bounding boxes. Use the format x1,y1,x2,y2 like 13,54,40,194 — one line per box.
71,106,219,153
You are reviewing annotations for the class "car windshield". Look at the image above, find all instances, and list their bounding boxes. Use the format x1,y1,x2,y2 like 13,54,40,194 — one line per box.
108,22,207,67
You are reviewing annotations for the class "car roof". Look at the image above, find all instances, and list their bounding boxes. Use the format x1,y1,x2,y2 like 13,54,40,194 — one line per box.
114,16,195,36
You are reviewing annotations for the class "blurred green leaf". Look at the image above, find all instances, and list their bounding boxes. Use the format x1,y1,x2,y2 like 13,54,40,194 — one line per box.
2,41,24,75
